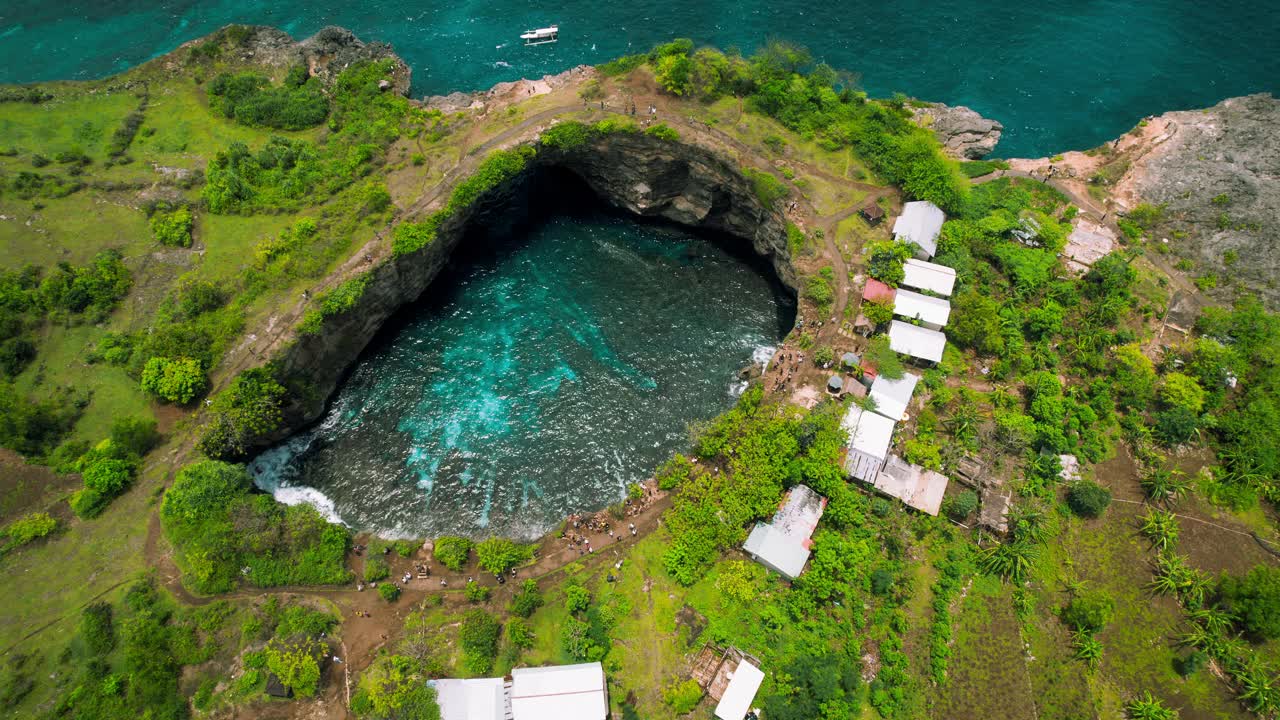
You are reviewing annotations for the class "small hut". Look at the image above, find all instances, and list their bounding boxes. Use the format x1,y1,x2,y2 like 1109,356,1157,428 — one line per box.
826,375,844,394
859,203,885,225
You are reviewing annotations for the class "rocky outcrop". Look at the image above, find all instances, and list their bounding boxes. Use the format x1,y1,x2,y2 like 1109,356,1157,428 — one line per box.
911,103,1003,159
265,132,795,442
424,66,595,113
1114,94,1280,306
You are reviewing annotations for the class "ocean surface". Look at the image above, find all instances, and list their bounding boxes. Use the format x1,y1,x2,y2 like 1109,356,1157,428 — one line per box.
250,203,792,539
2,0,1278,157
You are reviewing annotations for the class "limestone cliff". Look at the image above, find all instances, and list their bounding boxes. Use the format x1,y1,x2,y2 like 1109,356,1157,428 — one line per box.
263,131,795,444
911,103,1004,159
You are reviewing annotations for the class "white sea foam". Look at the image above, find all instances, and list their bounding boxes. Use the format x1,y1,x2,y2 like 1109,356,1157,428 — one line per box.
752,344,776,371
272,485,346,526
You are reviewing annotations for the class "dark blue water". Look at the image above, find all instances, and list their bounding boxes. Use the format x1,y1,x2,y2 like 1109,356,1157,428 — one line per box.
2,1,1277,156
249,210,791,539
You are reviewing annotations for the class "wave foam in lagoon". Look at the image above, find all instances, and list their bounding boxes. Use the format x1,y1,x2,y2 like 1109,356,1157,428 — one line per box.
272,485,347,526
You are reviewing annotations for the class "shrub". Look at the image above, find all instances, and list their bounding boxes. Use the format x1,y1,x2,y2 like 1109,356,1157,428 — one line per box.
862,298,894,325
2,512,57,552
662,678,704,714
140,356,207,404
1159,372,1206,413
350,655,441,719
564,585,591,614
1066,481,1111,518
507,617,535,649
80,602,115,656
151,207,194,247
540,121,593,149
942,490,978,522
265,636,324,697
197,367,286,459
743,167,788,206
378,583,401,603
1153,407,1199,446
1124,691,1178,720
110,416,160,457
475,537,532,574
433,536,472,571
1175,650,1207,677
299,274,370,334
805,268,835,313
1061,591,1114,633
465,581,490,602
391,214,443,257
656,454,695,490
1219,565,1280,640
459,610,501,675
81,458,134,496
69,487,109,519
645,123,680,141
207,70,328,130
364,557,390,583
509,579,543,617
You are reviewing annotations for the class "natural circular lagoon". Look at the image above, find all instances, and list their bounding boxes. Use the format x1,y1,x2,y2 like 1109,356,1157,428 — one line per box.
250,189,793,539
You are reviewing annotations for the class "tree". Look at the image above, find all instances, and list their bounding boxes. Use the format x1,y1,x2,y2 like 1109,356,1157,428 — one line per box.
865,239,912,286
81,458,134,496
197,367,286,458
509,579,543,617
351,655,442,720
1154,407,1199,446
1220,565,1280,640
109,416,160,457
1111,345,1157,409
474,537,531,574
1159,372,1206,413
950,290,1005,355
464,581,489,602
662,679,704,714
161,460,250,522
432,536,472,571
506,618,535,649
459,610,501,675
140,356,207,404
1066,481,1112,518
378,583,401,602
150,207,194,247
564,585,591,614
266,636,324,697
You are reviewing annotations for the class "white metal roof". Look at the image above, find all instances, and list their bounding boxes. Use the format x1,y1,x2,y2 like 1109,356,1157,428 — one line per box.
714,660,765,720
869,372,920,422
892,201,946,257
743,524,810,579
510,663,607,720
842,406,896,461
431,678,507,720
888,320,946,363
893,289,951,328
901,258,957,297
874,455,948,516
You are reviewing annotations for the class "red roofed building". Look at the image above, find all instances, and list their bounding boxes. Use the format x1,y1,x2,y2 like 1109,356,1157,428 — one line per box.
862,278,896,304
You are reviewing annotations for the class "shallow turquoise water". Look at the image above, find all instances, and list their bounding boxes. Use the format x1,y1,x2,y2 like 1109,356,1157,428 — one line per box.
2,1,1277,156
250,207,792,539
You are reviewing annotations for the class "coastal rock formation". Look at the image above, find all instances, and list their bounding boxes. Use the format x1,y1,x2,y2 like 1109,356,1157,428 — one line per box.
266,132,794,443
423,65,596,113
1115,94,1280,305
911,103,1003,159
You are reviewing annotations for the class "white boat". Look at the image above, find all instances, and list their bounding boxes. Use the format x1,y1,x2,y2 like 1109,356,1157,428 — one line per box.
520,25,558,46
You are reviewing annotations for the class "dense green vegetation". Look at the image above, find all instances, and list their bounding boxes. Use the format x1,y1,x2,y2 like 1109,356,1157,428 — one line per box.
647,40,969,213
161,460,351,593
207,66,328,130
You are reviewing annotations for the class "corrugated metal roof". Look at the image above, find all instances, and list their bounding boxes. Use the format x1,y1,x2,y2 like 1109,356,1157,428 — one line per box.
869,372,920,421
873,455,948,516
901,258,957,297
432,678,508,720
841,406,895,481
893,289,951,327
714,660,765,720
742,485,826,579
510,663,607,720
892,201,946,257
888,320,946,363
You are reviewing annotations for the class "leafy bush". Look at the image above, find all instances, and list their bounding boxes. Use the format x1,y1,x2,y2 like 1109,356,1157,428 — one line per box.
662,678,704,714
197,367,286,459
805,267,835,313
1159,372,1206,413
540,121,593,149
80,602,115,656
475,537,533,574
110,416,161,457
645,123,680,141
391,214,444,257
265,636,324,697
207,69,328,130
507,617,535,649
1066,481,1111,518
364,557,390,583
299,274,370,334
762,652,860,720
656,453,695,490
150,207,194,247
433,536,472,571
162,460,351,593
564,585,591,614
459,610,500,675
509,579,543,617
1,512,57,552
743,167,788,206
1061,590,1114,633
140,355,207,404
465,581,490,602
378,583,401,603
942,490,978,522
1219,565,1280,640
350,655,441,720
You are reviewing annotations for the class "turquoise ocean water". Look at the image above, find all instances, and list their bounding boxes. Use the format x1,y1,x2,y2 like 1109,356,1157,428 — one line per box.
2,0,1278,156
249,196,792,539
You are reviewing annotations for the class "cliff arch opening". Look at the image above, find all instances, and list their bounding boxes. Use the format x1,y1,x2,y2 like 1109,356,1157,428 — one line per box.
251,156,796,539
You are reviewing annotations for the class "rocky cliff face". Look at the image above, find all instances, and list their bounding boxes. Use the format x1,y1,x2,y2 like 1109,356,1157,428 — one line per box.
1114,93,1280,306
264,132,795,443
911,103,1004,159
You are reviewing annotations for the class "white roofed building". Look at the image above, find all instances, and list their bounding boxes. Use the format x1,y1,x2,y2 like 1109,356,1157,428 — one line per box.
841,405,896,481
713,659,765,720
873,455,949,516
893,201,946,258
892,289,951,330
901,258,957,297
869,373,920,422
742,485,826,579
431,678,508,720
510,663,608,720
888,320,946,364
